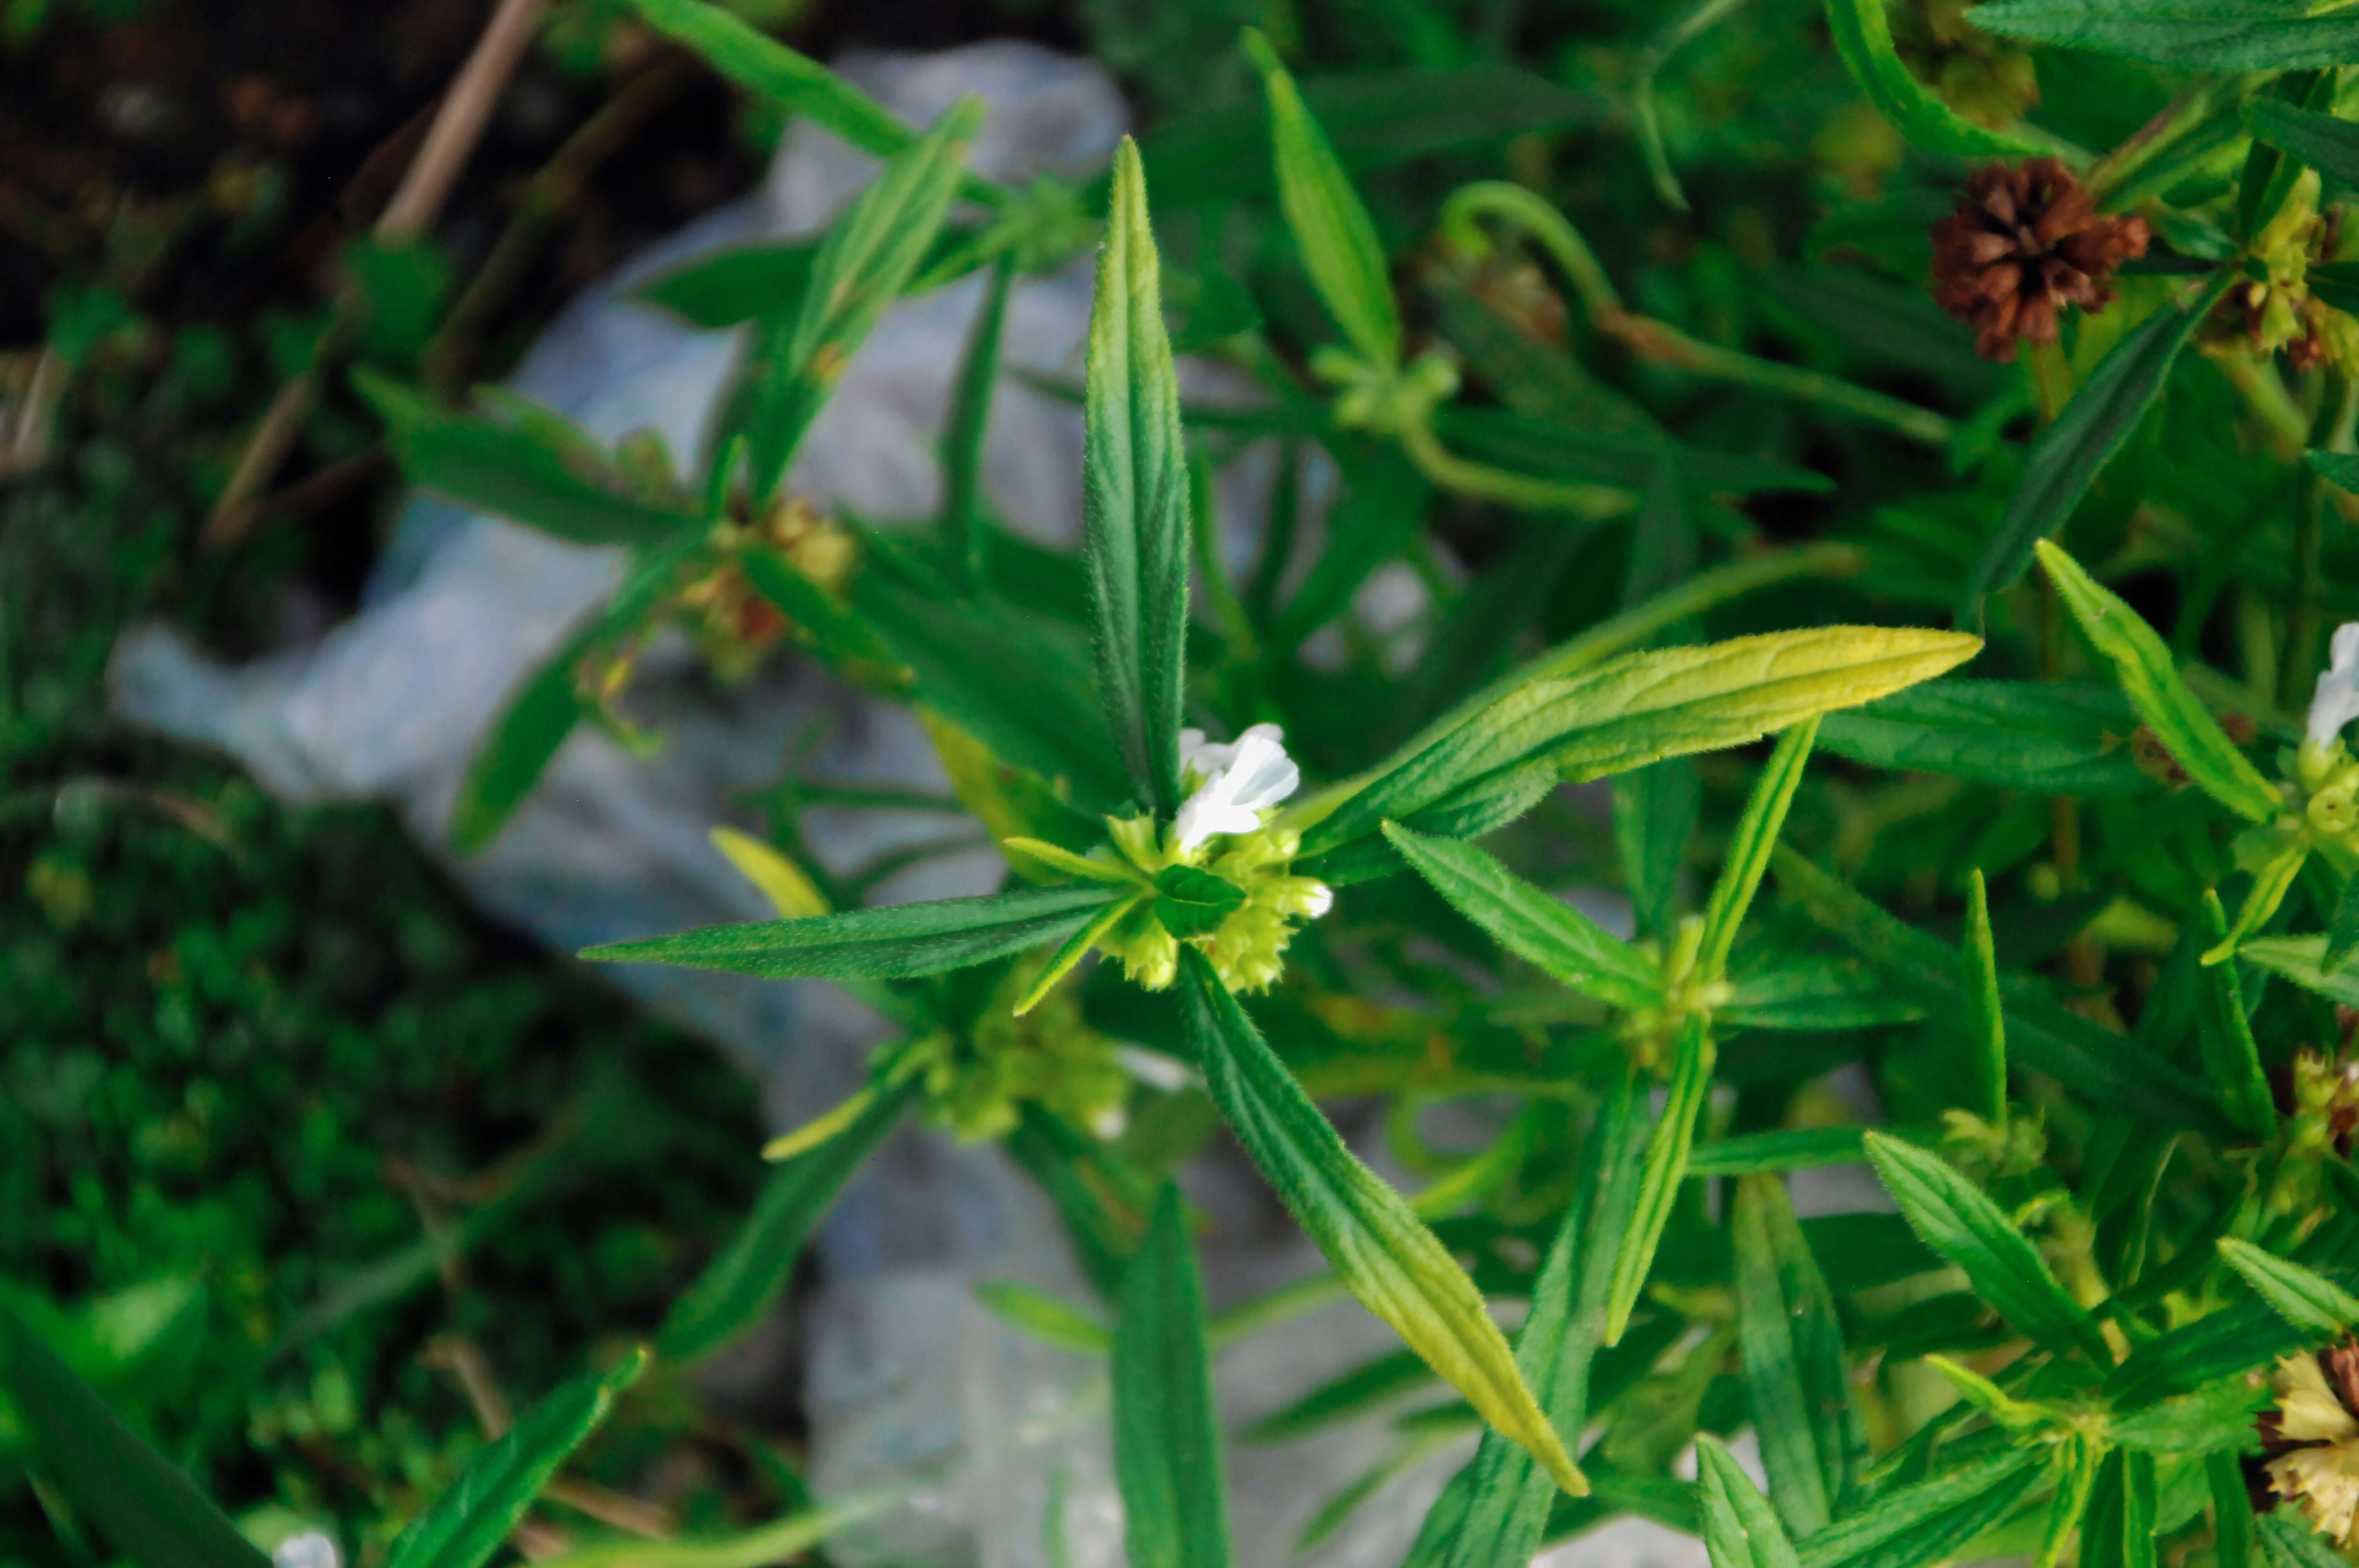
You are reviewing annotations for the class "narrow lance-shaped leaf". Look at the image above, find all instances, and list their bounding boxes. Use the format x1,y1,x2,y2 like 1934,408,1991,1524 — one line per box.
1970,1,2359,71
1964,277,2229,606
1411,1065,1650,1567
1794,1447,2045,1568
1607,1016,1716,1345
2259,1511,2354,1568
2325,874,2359,975
2210,1451,2254,1568
1177,950,1584,1494
628,0,1000,203
450,528,706,857
1864,1131,2112,1363
1961,869,2007,1125
976,1280,1112,1357
356,371,697,548
1082,139,1192,817
385,1351,649,1568
940,254,1013,591
2241,935,2359,1008
1817,682,2158,796
2219,1237,2359,1338
744,96,984,499
1383,822,1662,1011
1241,29,1402,368
659,1080,919,1359
1111,1187,1232,1568
581,884,1121,980
2037,1438,2103,1568
1699,717,1817,982
2035,540,2281,823
1823,0,2051,157
2193,893,2281,1139
2203,842,2309,966
1698,1434,1803,1568
1735,1174,1866,1538
2080,1448,2158,1568
2,1310,272,1568
1299,626,1982,862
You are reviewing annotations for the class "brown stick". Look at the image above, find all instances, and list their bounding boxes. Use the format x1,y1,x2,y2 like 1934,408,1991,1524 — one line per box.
205,0,552,546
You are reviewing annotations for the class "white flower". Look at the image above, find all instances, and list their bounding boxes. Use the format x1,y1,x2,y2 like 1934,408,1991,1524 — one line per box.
273,1534,340,1568
1174,723,1300,852
2311,622,2359,748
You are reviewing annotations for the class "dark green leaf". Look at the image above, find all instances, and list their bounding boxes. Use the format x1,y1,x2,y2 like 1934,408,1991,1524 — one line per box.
1082,138,1192,816
1816,682,2156,796
1615,760,1699,942
2,1311,271,1568
1178,951,1583,1494
940,254,1011,590
1736,1174,1866,1537
2259,1509,2349,1568
1383,823,1661,1010
1964,277,2227,604
2220,1238,2359,1336
1111,1187,1231,1568
1430,407,1832,497
1864,1132,2111,1361
2326,875,2359,975
1687,1128,1869,1177
357,371,694,548
658,1080,918,1358
1153,864,1247,938
2081,1448,2158,1568
1972,0,2359,69
1608,1018,1715,1344
631,240,816,330
582,885,1120,980
386,1354,645,1568
2195,894,2281,1139
1824,0,2051,156
1794,1447,2044,1568
1699,718,1818,982
1961,869,2007,1125
2212,1452,2254,1568
1699,1433,1805,1568
1243,1349,1434,1444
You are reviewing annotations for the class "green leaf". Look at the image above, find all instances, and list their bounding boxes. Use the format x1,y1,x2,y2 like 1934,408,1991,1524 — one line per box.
581,885,1121,980
2325,875,2359,975
1241,30,1402,367
1430,407,1832,497
628,0,996,203
1082,138,1192,817
973,1281,1112,1356
1177,951,1584,1495
2211,1452,2255,1568
1243,1348,1435,1444
1794,1448,2045,1568
1616,760,1699,941
2,1310,271,1568
1816,682,2157,796
1865,1132,2110,1361
1608,1017,1716,1345
1383,823,1661,1010
1301,626,1982,861
1960,869,2008,1125
1699,718,1817,982
2105,1377,2268,1453
1411,1065,1651,1566
2204,845,2309,965
2240,934,2359,1007
2081,1449,2158,1568
658,1081,917,1359
386,1351,647,1568
357,372,696,548
742,96,983,498
631,240,816,330
1687,1127,1869,1176
450,531,705,856
1736,1174,1866,1538
2193,894,2281,1139
2039,541,2280,821
2259,1508,2351,1568
1971,0,2359,69
1778,851,2227,1131
940,254,1012,590
1699,1433,1804,1568
1965,278,2227,604
1152,864,1247,939
2220,1237,2359,1337
1823,0,2051,156
1111,1188,1232,1568
2108,1296,2307,1408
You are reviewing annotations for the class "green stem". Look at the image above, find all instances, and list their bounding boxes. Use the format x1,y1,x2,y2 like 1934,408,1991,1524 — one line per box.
529,1488,913,1568
2218,350,2310,461
2083,75,2255,208
1397,422,1634,517
1436,181,1954,447
1630,0,1757,212
2284,370,2355,710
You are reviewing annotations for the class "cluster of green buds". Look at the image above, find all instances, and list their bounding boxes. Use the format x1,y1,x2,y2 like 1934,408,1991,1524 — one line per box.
1310,343,1462,439
2204,168,2359,371
1010,724,1333,998
881,957,1130,1143
2239,625,2359,873
2264,1046,2359,1225
1616,916,1731,1072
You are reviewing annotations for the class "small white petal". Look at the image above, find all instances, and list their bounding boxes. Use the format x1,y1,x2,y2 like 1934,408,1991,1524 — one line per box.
1179,728,1213,773
1302,884,1334,918
1170,726,1301,849
2312,626,2359,746
274,1534,340,1568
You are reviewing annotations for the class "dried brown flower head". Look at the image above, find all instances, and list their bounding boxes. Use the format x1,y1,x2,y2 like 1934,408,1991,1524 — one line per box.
1931,158,2150,362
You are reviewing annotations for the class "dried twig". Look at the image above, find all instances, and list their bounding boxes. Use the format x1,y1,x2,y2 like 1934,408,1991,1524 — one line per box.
204,0,553,546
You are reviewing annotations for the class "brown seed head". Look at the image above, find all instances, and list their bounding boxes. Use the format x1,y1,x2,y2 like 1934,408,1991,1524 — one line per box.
1931,158,2150,363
